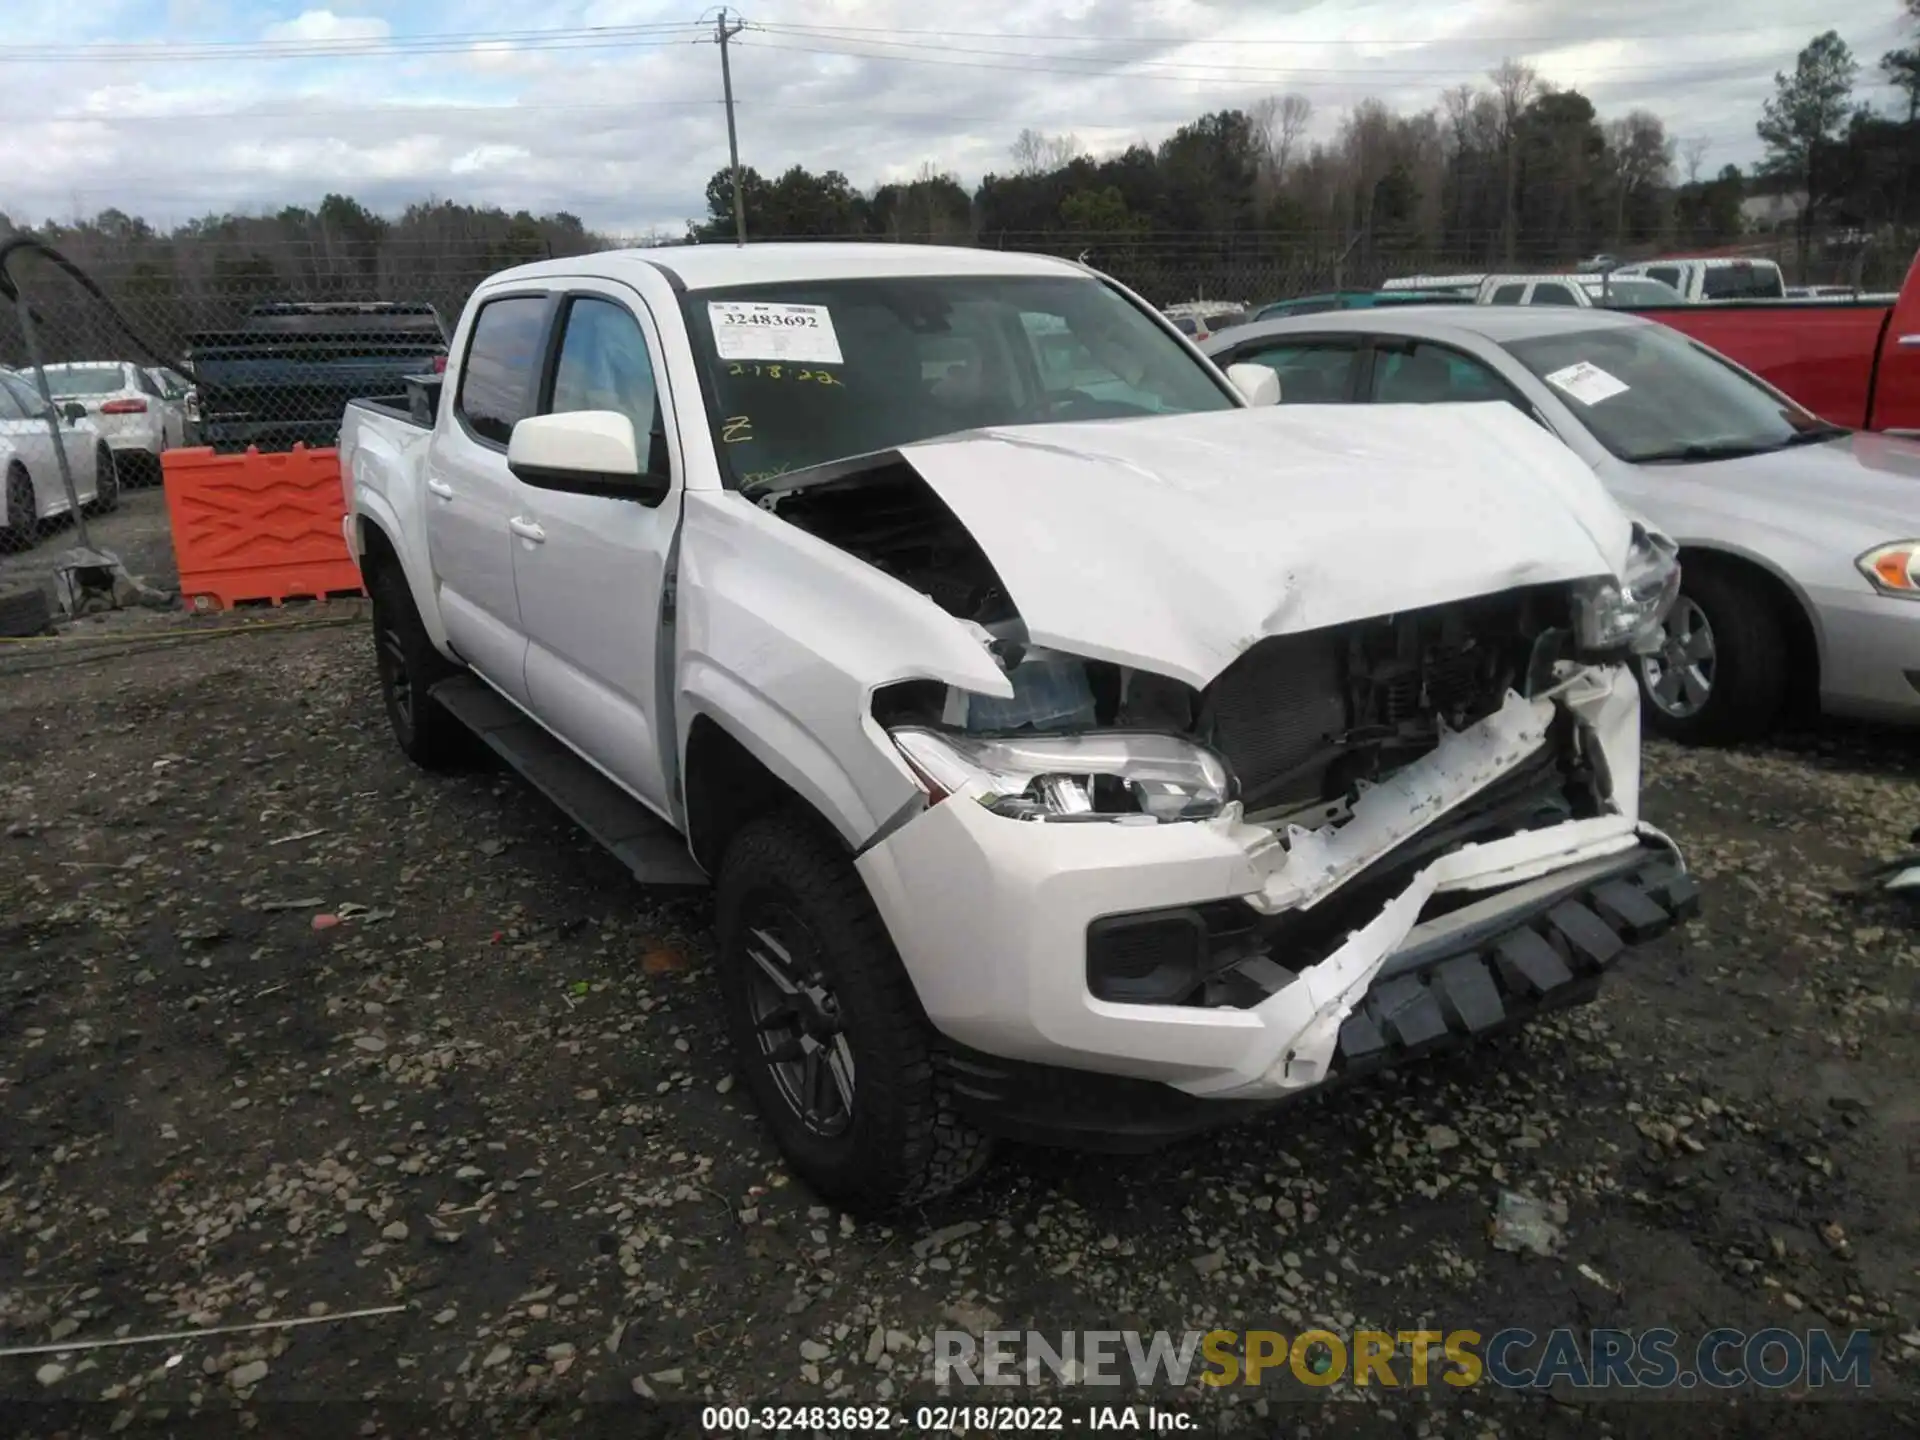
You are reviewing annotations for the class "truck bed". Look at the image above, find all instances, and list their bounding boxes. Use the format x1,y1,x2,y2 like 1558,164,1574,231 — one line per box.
1633,299,1894,429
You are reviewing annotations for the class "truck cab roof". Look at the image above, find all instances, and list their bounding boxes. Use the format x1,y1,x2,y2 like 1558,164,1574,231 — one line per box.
489,242,1090,294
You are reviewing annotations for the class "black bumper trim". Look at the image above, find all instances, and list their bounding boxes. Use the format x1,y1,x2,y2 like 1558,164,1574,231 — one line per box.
938,844,1696,1153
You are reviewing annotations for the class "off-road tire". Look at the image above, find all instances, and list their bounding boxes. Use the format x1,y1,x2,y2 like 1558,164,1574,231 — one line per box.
716,812,992,1214
367,556,473,771
91,444,119,513
1638,561,1789,746
2,464,37,553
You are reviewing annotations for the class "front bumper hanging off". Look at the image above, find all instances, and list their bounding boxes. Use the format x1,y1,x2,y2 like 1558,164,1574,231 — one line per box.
936,842,1697,1152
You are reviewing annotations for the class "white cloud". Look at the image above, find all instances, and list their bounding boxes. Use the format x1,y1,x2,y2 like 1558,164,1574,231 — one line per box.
262,9,391,45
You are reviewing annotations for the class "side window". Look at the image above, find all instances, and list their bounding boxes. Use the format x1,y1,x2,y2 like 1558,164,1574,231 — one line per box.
547,296,659,448
457,295,548,446
0,376,27,420
1531,283,1579,306
1369,342,1522,408
1490,284,1526,305
1647,266,1682,290
1228,340,1359,404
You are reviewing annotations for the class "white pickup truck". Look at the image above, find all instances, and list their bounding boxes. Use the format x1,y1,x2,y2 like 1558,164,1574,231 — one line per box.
339,243,1697,1212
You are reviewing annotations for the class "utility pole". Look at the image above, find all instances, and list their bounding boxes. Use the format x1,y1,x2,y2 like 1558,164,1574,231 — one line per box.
715,8,747,246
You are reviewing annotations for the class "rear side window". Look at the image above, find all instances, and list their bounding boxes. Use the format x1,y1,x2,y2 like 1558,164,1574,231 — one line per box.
457,296,548,445
1703,264,1784,300
1646,266,1683,289
1370,341,1521,407
1489,284,1526,305
1531,283,1579,306
1228,339,1360,403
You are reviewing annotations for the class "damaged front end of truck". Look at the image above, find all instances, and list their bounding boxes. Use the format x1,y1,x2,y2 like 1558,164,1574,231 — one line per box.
721,404,1697,1140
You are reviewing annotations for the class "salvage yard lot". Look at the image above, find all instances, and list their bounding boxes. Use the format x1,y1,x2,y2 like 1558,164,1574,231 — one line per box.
3,597,1920,1436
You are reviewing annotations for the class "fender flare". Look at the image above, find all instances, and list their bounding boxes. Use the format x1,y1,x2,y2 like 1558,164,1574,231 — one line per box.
351,493,451,657
677,659,903,851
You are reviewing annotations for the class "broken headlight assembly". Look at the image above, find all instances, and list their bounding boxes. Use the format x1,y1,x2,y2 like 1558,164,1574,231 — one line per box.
1569,526,1681,655
890,728,1234,823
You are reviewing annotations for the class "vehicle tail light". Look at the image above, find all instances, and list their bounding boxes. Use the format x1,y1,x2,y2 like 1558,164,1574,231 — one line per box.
431,354,448,373
101,398,147,414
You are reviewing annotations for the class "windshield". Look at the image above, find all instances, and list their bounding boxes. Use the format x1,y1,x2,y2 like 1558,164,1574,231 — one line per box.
1702,264,1784,301
1503,322,1841,463
42,365,127,396
683,275,1237,489
1584,278,1686,306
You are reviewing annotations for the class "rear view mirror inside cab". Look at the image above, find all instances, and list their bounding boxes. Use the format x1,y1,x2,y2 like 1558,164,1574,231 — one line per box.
1225,363,1282,407
507,410,670,506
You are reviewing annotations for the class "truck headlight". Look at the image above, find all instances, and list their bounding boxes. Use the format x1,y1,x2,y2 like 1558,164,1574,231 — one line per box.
890,728,1233,823
1571,527,1681,654
1856,540,1920,599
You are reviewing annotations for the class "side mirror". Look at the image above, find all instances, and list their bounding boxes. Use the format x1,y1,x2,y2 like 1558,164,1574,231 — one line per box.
61,402,86,424
507,410,670,506
1225,362,1282,407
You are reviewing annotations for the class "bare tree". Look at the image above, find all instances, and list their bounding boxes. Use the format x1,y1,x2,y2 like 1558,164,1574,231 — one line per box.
1489,58,1537,262
1680,136,1711,185
1605,111,1674,245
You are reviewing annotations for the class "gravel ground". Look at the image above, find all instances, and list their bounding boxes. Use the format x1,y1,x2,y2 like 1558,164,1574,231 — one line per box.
2,601,1919,1437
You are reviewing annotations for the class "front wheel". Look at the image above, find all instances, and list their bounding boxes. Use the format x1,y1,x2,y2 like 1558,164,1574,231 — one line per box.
716,813,991,1214
1636,564,1788,745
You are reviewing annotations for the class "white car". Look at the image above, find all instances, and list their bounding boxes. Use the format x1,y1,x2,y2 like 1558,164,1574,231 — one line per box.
36,361,182,484
146,366,200,446
339,243,1695,1210
0,369,116,549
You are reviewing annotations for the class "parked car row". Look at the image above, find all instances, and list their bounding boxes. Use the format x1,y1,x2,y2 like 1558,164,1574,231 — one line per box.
2,359,194,489
0,368,119,549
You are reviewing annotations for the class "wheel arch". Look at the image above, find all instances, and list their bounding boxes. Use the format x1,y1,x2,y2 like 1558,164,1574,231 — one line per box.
1675,543,1822,715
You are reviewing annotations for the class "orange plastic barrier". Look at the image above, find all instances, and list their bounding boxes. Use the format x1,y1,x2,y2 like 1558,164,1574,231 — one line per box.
160,445,364,610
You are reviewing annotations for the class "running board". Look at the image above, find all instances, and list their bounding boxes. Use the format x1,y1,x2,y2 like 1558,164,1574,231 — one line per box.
431,675,708,889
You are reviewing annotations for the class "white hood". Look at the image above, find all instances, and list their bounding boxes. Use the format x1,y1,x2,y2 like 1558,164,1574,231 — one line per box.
897,403,1636,689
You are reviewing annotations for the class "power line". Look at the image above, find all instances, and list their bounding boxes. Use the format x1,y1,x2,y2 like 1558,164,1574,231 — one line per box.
748,17,1858,47
746,22,1817,74
734,34,1813,87
0,23,708,64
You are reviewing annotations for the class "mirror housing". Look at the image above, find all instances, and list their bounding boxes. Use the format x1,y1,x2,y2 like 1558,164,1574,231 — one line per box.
60,401,86,424
506,410,669,506
1225,362,1282,407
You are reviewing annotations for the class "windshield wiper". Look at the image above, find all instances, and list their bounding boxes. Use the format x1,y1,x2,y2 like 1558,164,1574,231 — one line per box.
1635,426,1848,463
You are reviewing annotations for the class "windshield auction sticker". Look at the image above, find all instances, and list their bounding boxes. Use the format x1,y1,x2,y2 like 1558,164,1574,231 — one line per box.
1543,361,1629,406
708,302,844,365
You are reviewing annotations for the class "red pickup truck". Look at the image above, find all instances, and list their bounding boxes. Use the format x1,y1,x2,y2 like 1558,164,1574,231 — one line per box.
1642,251,1920,434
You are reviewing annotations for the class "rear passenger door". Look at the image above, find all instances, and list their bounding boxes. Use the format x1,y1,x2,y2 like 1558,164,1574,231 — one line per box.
424,290,550,704
510,282,682,814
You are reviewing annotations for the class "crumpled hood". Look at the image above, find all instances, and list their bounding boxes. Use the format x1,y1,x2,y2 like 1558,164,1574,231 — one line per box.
898,403,1636,689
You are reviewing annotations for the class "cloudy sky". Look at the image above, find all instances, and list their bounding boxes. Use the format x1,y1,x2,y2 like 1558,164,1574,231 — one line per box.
0,0,1908,234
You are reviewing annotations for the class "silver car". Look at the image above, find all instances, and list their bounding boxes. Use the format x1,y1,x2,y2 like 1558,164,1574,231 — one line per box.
1203,307,1920,743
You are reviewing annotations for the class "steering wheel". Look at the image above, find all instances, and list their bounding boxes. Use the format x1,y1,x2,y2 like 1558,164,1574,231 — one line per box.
1043,390,1152,422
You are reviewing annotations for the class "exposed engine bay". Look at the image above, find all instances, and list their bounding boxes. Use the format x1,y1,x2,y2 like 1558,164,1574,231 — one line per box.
767,459,1605,833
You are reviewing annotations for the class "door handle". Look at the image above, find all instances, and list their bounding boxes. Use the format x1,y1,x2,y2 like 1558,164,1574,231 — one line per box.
1899,334,1920,347
508,516,546,543
425,477,455,499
